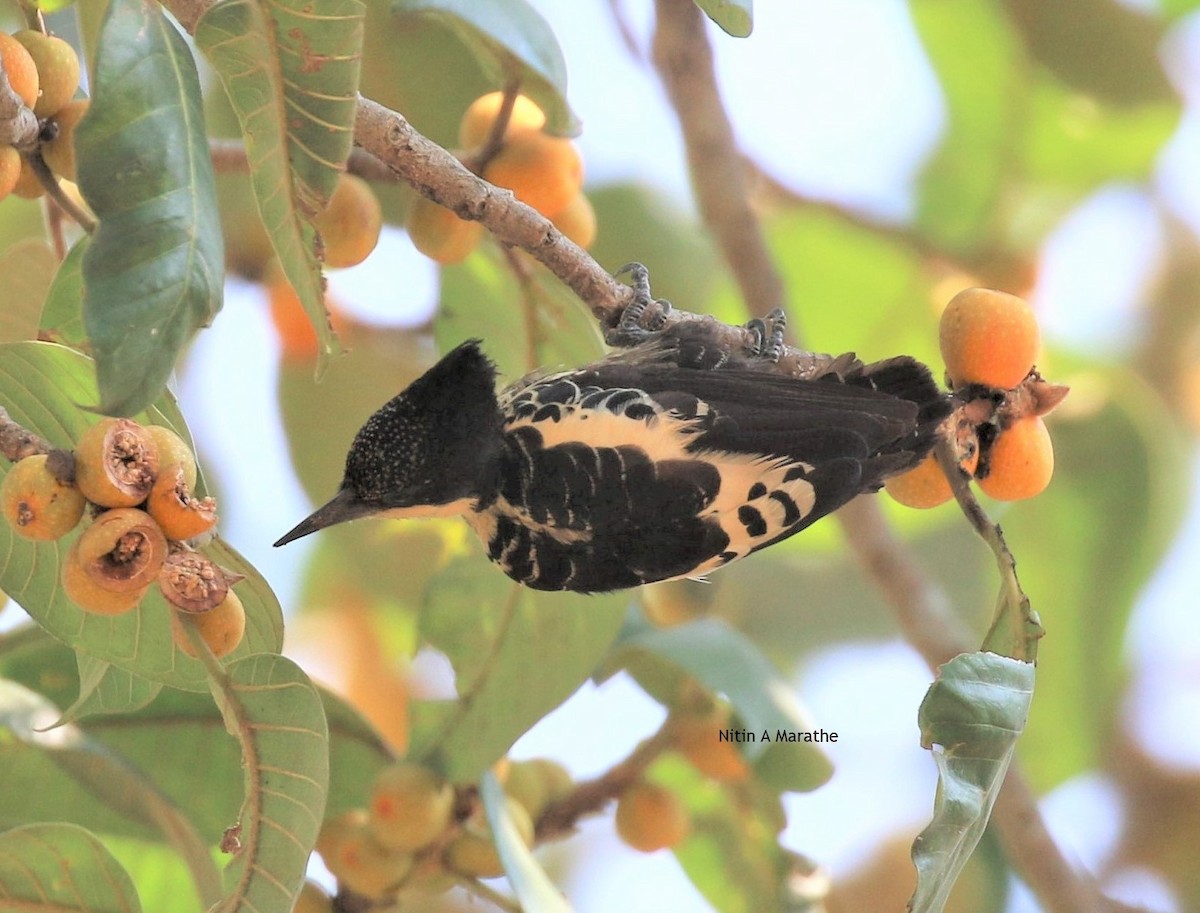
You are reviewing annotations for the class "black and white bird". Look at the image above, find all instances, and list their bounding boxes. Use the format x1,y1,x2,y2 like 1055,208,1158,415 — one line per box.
275,267,950,592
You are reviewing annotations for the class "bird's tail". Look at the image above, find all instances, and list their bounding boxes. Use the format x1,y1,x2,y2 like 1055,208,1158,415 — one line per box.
843,355,953,474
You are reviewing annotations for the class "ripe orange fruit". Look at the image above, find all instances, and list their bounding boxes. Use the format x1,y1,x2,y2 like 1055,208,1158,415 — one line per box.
314,174,383,268
885,446,980,510
939,288,1040,390
615,782,690,853
483,131,583,217
0,32,39,108
74,417,159,508
0,146,21,201
13,30,80,117
264,263,346,361
171,590,246,658
61,539,147,616
458,91,546,150
11,157,43,199
978,416,1054,501
405,195,483,264
674,710,750,781
0,454,86,541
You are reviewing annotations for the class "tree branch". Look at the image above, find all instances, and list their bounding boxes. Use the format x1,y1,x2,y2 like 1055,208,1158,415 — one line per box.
651,0,786,319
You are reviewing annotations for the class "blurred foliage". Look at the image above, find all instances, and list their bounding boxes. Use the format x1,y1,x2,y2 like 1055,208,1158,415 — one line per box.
0,0,1197,910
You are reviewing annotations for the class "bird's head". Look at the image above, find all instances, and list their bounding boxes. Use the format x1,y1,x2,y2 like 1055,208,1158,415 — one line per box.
274,340,504,546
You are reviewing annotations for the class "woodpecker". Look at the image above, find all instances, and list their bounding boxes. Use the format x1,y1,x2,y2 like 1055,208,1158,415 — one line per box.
275,267,950,592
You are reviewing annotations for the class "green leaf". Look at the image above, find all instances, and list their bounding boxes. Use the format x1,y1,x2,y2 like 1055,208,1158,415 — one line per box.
605,614,833,793
0,628,392,841
410,555,626,781
0,239,56,343
480,771,574,913
393,0,580,136
0,342,284,692
911,0,1026,250
999,0,1173,106
0,679,223,905
762,208,932,370
39,237,89,349
0,821,142,912
56,655,162,725
434,251,604,381
1022,79,1178,193
204,654,329,913
76,0,224,416
197,0,366,370
694,0,753,38
909,652,1034,913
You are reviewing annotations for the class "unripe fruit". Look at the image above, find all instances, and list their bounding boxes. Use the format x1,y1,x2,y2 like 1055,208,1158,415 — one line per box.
458,91,546,150
551,192,596,248
483,131,583,217
615,782,690,853
0,33,39,108
675,710,749,781
0,146,20,201
74,418,159,508
13,31,80,117
171,589,246,658
314,174,383,268
146,466,217,541
62,539,147,616
41,99,89,182
528,758,573,806
367,762,455,852
1,454,86,540
444,798,533,879
503,760,548,821
145,426,197,491
885,447,980,510
405,195,483,265
939,288,1040,390
76,508,168,592
317,810,412,900
978,416,1054,501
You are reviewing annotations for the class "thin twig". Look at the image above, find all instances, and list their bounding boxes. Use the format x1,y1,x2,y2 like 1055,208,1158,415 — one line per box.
650,0,786,320
535,716,678,841
28,152,97,233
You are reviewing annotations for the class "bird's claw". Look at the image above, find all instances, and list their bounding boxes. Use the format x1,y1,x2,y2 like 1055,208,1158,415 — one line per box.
745,308,787,362
607,262,673,347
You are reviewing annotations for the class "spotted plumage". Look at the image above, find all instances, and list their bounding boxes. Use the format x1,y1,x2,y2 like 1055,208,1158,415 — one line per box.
275,317,951,593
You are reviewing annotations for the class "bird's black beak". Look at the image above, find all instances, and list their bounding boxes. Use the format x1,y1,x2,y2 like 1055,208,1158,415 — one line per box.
273,489,374,547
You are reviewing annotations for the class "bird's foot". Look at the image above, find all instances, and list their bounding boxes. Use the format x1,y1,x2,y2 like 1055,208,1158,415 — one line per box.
607,262,673,347
744,308,787,362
